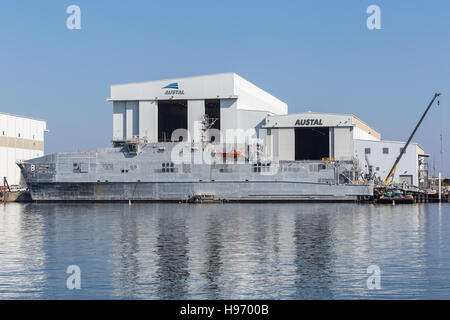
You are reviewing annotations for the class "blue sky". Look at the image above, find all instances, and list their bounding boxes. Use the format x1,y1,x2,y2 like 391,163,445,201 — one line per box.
1,0,449,175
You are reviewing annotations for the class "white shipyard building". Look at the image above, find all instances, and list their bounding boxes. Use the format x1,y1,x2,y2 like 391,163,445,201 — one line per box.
0,112,47,187
109,73,287,144
265,112,427,187
108,73,427,187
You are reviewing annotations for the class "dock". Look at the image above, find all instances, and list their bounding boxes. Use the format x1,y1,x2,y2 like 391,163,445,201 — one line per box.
361,185,450,204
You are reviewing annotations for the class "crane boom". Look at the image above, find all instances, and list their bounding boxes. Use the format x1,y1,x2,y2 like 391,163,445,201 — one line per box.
384,93,441,184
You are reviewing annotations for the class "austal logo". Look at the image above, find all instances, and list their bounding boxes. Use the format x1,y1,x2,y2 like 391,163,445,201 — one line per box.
162,83,184,95
295,119,323,126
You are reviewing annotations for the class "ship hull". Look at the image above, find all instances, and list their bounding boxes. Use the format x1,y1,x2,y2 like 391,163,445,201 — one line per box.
27,181,371,202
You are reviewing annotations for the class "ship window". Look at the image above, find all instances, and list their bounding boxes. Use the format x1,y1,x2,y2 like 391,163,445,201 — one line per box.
161,163,175,173
383,148,389,154
365,148,371,154
80,163,89,173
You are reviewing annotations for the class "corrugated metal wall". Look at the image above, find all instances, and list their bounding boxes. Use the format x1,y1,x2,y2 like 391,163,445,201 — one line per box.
0,113,46,186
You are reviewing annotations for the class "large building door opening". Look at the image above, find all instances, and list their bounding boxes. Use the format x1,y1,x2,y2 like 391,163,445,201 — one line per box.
205,99,220,143
158,100,187,142
295,127,329,160
205,99,220,130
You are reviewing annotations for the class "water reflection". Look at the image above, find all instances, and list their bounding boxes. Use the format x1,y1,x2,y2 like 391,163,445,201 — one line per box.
201,211,224,299
155,206,190,299
293,206,335,299
112,205,140,298
0,202,449,299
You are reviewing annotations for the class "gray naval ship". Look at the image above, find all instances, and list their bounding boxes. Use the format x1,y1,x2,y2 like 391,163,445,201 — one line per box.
16,73,376,201
17,134,372,202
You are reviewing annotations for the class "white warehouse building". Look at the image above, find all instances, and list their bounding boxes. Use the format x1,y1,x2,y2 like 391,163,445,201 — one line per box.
108,73,428,187
354,140,427,187
264,112,427,186
109,72,287,144
0,112,47,186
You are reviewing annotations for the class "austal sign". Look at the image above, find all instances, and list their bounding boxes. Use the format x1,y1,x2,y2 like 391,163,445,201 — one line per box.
295,119,323,126
162,82,184,95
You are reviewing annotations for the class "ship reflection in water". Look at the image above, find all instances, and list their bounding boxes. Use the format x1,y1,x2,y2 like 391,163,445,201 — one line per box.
0,202,449,299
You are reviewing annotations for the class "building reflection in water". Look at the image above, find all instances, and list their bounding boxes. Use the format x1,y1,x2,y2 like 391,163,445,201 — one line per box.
154,204,190,299
0,203,46,298
111,204,140,298
201,210,224,299
292,204,335,299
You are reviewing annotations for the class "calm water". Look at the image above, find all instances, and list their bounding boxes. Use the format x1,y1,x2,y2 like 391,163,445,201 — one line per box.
0,202,449,299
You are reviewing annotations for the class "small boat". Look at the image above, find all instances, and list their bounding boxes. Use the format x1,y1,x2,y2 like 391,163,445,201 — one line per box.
186,193,224,204
375,189,414,204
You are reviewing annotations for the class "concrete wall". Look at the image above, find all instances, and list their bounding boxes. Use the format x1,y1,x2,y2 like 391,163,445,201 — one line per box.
139,101,158,142
269,128,294,161
113,101,126,141
353,126,379,141
266,112,354,128
110,73,236,101
220,99,238,135
0,113,46,186
354,139,420,186
278,129,295,161
237,109,268,138
125,101,139,139
113,101,142,141
188,99,205,142
333,127,354,160
233,74,287,115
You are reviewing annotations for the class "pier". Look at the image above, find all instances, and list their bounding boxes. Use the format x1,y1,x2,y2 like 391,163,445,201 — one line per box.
360,185,450,204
